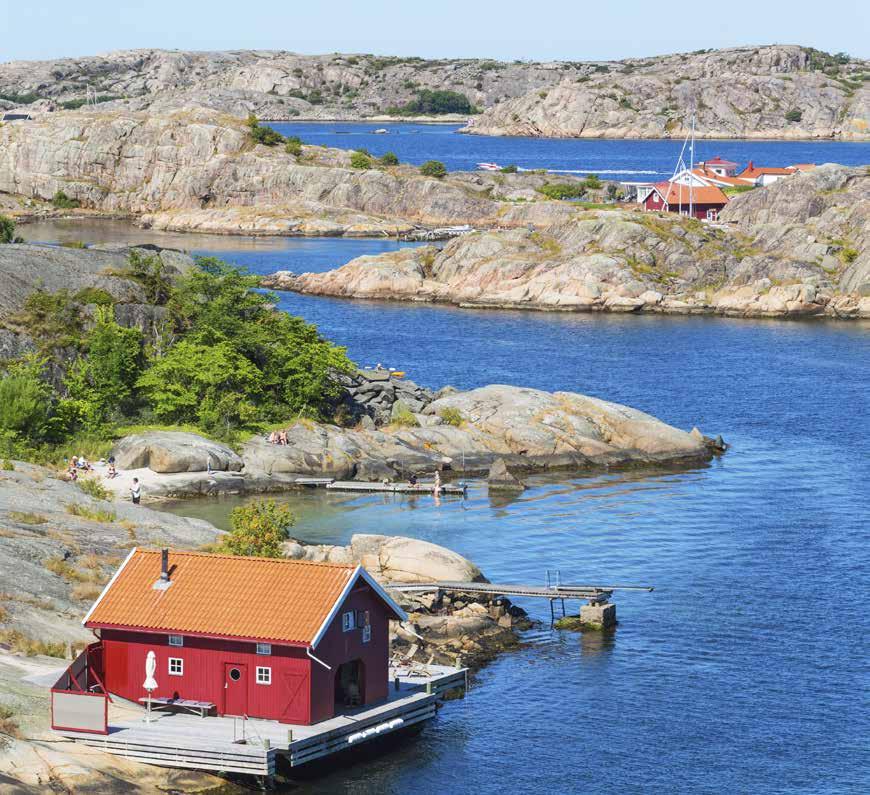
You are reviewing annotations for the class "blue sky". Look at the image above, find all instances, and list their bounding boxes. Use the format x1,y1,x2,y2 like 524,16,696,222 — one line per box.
1,0,867,62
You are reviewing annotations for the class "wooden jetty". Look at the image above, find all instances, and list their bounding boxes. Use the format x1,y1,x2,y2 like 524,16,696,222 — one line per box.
325,480,467,495
387,576,653,624
55,665,465,778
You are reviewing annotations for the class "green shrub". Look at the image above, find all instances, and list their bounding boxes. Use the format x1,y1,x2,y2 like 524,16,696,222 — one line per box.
284,136,303,156
438,407,463,427
221,499,295,558
51,190,80,209
60,95,121,110
77,477,111,501
245,114,285,146
785,109,803,122
390,402,419,427
584,174,602,190
0,357,55,443
0,91,40,104
1,459,15,471
500,164,518,173
350,150,372,169
537,182,586,200
420,160,447,178
0,215,17,244
378,151,399,166
124,249,172,305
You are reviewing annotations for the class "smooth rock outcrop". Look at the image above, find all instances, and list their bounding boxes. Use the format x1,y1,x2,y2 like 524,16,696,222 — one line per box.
1,45,866,139
110,431,244,473
0,108,572,236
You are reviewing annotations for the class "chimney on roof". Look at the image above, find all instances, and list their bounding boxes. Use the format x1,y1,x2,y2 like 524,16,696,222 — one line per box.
153,548,172,591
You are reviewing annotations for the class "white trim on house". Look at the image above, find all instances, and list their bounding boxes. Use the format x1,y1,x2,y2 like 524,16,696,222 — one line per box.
82,547,137,626
310,565,408,649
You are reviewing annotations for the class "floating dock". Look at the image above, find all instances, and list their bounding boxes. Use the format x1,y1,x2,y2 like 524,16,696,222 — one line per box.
55,665,465,778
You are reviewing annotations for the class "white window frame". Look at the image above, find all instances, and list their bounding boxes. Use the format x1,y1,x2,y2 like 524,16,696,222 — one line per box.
168,657,183,676
362,625,371,644
255,642,271,656
342,611,356,632
256,666,271,685
168,635,183,647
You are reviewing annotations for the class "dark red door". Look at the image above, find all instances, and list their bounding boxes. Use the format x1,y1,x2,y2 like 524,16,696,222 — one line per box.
223,663,248,716
281,672,308,723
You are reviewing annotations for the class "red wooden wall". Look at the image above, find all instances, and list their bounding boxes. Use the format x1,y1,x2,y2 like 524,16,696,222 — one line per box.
98,579,394,726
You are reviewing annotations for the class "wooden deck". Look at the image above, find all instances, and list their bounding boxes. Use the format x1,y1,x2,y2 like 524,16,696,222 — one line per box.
56,665,466,777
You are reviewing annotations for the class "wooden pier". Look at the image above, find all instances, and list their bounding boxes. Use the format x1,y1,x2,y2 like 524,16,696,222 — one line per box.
55,665,466,778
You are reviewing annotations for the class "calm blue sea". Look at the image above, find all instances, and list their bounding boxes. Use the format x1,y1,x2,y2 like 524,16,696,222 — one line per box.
28,179,870,793
269,121,870,178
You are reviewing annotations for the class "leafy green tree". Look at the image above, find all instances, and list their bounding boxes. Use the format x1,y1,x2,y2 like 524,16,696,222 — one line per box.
388,89,478,115
785,109,803,122
350,150,372,169
0,356,55,443
378,151,399,166
62,305,144,429
136,340,261,433
500,164,518,173
221,499,296,558
420,160,447,178
165,257,353,422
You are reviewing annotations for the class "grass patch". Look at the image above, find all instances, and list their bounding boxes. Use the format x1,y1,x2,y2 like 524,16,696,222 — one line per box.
45,554,113,586
7,511,48,525
71,581,104,602
438,407,463,427
0,459,14,470
529,231,562,256
65,503,116,523
390,402,419,427
0,629,67,658
0,705,21,739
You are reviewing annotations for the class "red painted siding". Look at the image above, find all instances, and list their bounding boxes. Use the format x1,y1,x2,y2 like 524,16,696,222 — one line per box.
101,629,312,724
310,581,392,724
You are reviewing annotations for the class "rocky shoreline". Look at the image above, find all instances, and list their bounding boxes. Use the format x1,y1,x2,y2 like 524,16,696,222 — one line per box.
269,164,870,321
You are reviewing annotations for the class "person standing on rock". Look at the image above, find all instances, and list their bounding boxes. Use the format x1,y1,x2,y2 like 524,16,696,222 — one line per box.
130,478,141,505
433,470,441,496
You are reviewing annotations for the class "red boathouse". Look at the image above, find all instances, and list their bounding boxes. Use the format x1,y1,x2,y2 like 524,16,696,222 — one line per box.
80,548,407,725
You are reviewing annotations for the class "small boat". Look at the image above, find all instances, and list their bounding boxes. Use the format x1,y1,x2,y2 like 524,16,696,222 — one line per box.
477,162,501,171
373,128,389,134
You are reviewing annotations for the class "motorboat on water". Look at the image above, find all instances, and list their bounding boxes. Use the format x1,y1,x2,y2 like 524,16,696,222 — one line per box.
373,128,389,134
477,162,501,171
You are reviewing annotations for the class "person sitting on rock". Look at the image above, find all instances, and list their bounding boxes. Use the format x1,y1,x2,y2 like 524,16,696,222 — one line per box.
408,474,418,486
279,430,288,445
106,462,116,479
68,465,78,481
268,431,278,444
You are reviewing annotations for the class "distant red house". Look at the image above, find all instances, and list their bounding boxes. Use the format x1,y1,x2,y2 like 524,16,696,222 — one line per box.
642,181,730,220
79,549,406,725
696,156,739,177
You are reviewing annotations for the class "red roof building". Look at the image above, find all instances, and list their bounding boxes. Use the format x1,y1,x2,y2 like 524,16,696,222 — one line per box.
697,156,739,177
78,549,406,725
738,161,801,185
642,181,730,220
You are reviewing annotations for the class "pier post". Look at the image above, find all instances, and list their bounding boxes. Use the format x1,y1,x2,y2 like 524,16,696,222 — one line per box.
579,602,617,630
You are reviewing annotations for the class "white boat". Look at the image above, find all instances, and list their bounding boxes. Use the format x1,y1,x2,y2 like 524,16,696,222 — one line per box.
477,162,501,171
373,128,389,134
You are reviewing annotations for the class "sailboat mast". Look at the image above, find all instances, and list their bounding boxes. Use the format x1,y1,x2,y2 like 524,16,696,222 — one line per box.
689,114,695,218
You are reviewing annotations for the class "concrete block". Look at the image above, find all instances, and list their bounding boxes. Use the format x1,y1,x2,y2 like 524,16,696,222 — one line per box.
580,602,617,629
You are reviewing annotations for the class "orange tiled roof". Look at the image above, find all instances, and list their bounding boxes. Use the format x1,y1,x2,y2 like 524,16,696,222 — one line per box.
653,181,729,205
739,165,796,178
84,549,380,646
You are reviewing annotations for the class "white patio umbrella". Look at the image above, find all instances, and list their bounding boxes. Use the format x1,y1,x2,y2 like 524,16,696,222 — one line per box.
143,650,158,723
